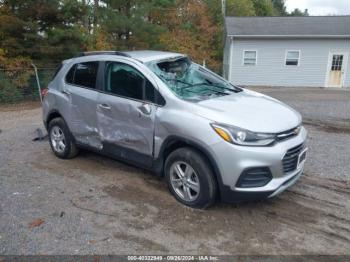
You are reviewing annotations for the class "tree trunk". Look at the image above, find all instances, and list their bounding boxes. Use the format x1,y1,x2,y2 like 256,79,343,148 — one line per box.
93,0,99,31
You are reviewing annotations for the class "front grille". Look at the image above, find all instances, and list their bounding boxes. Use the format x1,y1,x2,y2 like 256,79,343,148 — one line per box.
282,144,304,173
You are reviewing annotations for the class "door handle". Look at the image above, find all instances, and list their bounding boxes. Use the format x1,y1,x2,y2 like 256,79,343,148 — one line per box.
137,103,152,115
61,89,71,95
98,103,111,110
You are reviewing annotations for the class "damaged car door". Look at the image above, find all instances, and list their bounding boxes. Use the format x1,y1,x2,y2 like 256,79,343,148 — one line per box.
64,61,102,149
97,61,157,168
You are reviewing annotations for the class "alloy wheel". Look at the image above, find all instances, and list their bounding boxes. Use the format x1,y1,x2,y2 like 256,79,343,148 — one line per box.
170,161,200,202
50,126,66,154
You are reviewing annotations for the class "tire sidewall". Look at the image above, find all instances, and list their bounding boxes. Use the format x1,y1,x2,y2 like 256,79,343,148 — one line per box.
165,148,216,208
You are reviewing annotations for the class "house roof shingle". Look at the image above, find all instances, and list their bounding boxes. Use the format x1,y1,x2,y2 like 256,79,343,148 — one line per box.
225,16,350,37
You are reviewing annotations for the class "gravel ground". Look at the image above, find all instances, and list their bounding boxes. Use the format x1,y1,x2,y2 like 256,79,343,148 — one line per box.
0,87,350,255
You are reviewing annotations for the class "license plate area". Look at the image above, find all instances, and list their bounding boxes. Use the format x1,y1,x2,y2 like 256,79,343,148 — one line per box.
297,148,308,170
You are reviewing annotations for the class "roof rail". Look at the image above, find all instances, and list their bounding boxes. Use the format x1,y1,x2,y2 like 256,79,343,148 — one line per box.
75,51,130,58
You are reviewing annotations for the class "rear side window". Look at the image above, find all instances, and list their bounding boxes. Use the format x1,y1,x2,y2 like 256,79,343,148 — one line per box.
65,62,99,89
51,63,63,80
65,65,75,84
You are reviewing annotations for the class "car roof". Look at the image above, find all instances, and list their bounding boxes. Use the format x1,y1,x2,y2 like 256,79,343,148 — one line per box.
63,50,186,65
122,50,185,63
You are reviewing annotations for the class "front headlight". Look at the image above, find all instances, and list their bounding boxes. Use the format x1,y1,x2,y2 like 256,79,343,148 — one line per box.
211,123,276,146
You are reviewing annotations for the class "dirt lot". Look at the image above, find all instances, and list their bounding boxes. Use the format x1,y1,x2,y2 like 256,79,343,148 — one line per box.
0,87,350,255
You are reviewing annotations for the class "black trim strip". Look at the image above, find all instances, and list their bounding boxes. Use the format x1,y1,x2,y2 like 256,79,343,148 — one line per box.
76,141,153,170
75,51,131,58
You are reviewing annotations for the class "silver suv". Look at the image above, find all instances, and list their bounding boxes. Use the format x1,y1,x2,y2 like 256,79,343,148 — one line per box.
42,50,307,208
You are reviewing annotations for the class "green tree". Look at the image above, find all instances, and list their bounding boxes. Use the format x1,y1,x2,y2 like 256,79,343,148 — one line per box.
0,0,89,61
96,0,169,50
289,8,309,16
226,0,256,16
204,0,224,66
0,1,40,58
252,0,276,16
157,0,222,72
271,0,287,15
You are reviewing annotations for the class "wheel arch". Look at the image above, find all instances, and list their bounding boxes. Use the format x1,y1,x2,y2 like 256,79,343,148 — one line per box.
154,136,224,198
45,110,63,129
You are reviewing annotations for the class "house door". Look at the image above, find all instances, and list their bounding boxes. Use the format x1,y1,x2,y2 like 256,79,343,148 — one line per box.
327,52,348,88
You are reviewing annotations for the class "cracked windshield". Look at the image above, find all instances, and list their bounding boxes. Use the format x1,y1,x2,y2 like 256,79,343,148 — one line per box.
147,57,241,101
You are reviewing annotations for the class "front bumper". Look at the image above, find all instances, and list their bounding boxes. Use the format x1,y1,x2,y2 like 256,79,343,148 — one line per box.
219,168,304,202
209,126,308,203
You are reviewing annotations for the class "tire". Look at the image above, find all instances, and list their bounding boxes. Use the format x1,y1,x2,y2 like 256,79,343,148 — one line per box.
48,117,78,159
165,147,217,209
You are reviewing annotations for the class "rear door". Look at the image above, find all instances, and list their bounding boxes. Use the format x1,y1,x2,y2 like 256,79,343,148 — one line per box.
64,61,102,149
96,60,160,168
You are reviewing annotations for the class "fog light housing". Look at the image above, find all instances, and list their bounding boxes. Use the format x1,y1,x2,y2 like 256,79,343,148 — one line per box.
236,167,272,188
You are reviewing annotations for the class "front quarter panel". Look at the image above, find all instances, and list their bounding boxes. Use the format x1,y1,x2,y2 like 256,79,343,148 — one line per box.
154,101,221,159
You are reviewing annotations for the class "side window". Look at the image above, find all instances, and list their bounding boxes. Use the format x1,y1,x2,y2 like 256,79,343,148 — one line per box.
74,62,99,89
243,50,257,66
65,62,99,89
65,65,75,84
105,62,156,103
51,63,63,80
285,51,300,66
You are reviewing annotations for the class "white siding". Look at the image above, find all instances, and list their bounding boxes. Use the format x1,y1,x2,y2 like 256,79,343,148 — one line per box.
227,38,350,88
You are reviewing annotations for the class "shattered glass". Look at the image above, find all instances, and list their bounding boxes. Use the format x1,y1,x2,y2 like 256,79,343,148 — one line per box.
146,57,241,101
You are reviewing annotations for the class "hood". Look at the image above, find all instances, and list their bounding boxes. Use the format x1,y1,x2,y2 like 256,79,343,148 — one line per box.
192,89,301,133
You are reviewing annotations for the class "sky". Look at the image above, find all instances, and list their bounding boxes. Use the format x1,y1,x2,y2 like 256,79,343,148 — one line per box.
285,0,350,15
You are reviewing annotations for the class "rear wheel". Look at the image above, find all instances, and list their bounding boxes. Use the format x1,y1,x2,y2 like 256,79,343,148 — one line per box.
165,147,217,209
48,117,78,159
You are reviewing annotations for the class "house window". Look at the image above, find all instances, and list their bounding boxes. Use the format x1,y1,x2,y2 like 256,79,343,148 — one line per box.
243,51,257,66
285,51,300,66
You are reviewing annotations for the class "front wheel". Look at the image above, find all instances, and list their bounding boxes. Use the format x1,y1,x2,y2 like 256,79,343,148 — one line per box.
165,147,217,209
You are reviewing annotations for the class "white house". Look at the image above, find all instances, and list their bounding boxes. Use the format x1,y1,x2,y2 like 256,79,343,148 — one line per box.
223,16,350,88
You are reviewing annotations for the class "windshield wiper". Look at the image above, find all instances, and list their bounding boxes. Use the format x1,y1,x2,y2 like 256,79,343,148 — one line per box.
184,84,228,95
183,82,239,93
160,77,192,86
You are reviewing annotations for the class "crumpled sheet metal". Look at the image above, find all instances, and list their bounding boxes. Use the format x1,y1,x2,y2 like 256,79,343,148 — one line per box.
70,115,103,149
96,101,153,155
